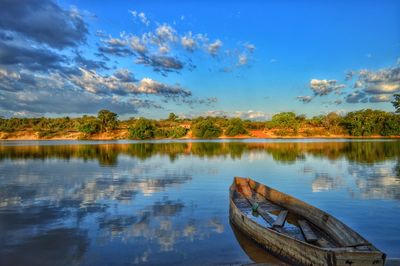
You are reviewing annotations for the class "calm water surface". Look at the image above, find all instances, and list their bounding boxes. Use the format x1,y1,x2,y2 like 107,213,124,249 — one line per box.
0,140,399,265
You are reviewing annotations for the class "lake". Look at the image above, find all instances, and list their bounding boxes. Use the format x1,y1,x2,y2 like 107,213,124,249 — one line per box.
0,139,399,265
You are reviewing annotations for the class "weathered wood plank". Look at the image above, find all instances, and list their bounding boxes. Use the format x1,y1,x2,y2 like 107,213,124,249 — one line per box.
316,237,335,248
273,210,288,227
257,208,275,226
346,242,371,248
298,219,318,242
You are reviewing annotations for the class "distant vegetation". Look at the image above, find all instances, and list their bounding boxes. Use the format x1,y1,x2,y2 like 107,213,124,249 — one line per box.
225,118,248,137
191,117,222,138
128,115,188,140
128,118,156,140
1,100,400,139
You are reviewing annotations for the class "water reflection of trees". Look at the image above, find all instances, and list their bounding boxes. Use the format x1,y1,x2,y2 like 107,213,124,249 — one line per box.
1,141,399,165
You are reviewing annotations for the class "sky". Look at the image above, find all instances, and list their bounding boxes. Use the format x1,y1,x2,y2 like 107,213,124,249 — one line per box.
0,0,399,120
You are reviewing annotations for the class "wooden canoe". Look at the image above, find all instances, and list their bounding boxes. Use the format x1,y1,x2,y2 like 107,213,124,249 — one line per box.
229,177,386,266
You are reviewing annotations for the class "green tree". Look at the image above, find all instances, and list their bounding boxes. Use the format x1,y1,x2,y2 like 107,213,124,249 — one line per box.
381,114,400,136
97,109,118,132
77,117,101,134
392,94,400,113
323,112,343,134
269,112,300,133
168,112,178,121
342,109,388,136
308,115,324,127
191,118,222,138
154,126,188,138
169,126,188,138
225,118,248,136
129,118,155,139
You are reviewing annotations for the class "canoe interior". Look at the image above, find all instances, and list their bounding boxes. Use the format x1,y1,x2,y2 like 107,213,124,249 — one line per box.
231,177,381,252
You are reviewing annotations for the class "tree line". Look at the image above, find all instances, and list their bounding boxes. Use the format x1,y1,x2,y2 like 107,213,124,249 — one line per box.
0,95,399,139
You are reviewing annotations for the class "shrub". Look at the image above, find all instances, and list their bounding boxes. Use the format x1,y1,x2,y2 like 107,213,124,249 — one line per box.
275,129,294,136
308,116,324,127
154,126,188,138
225,118,248,136
169,126,188,138
269,112,300,133
191,118,222,138
244,121,265,130
78,120,101,134
342,109,388,136
129,118,155,139
154,128,170,138
381,114,400,136
302,128,329,136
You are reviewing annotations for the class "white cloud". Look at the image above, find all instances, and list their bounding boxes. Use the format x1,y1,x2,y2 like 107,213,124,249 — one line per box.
181,32,196,52
238,53,248,65
71,68,136,95
365,83,400,94
155,24,177,43
235,110,270,121
345,65,400,104
130,36,148,54
358,67,400,94
310,79,346,96
345,70,355,81
97,13,255,75
138,12,150,26
345,91,367,103
70,68,192,99
159,45,170,54
0,68,157,115
334,99,343,105
208,39,222,56
200,110,270,121
369,94,391,103
137,78,191,97
296,96,313,103
130,10,150,26
105,37,127,46
244,43,256,53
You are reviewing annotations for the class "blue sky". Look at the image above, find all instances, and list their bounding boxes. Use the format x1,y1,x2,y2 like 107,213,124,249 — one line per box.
0,0,399,119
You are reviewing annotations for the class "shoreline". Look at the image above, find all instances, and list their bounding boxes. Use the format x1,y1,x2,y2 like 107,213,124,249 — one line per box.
1,129,399,141
1,134,400,141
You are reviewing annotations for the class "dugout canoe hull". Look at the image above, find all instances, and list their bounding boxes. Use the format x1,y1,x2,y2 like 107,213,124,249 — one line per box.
229,177,386,266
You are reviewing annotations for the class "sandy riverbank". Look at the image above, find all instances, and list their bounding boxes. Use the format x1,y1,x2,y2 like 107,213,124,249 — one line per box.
1,130,399,141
